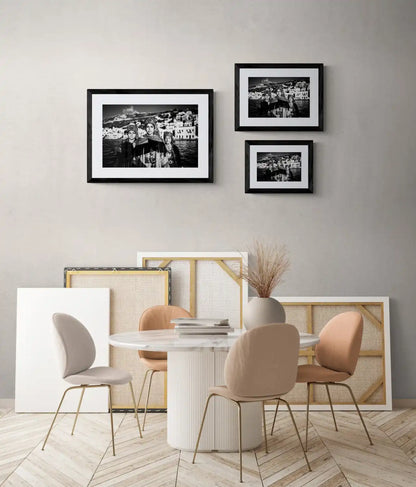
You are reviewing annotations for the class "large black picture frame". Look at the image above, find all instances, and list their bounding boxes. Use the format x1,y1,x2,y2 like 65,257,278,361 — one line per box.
87,89,214,183
245,140,313,193
235,63,323,131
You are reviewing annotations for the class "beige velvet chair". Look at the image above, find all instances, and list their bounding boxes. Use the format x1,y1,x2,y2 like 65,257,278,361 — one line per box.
137,305,192,429
42,313,142,456
192,324,311,483
294,311,373,450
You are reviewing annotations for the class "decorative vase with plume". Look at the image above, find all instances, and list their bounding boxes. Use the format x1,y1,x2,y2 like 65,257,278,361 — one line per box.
240,240,289,330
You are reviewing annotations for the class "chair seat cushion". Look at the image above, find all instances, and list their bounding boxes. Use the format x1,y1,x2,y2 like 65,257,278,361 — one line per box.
140,358,167,372
209,385,280,402
296,364,350,383
65,366,132,385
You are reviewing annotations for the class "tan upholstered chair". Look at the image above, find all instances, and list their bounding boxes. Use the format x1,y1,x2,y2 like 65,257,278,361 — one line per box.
42,313,142,456
295,311,373,450
137,305,192,429
193,324,311,483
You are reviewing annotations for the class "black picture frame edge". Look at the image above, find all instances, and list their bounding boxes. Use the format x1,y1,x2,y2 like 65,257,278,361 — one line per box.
235,63,324,132
245,139,313,194
87,89,214,184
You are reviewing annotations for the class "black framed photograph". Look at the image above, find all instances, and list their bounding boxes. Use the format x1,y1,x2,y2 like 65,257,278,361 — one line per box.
245,140,313,193
235,64,323,131
87,89,213,183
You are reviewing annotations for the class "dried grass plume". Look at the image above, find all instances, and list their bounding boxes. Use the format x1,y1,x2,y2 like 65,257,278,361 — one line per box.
241,240,290,298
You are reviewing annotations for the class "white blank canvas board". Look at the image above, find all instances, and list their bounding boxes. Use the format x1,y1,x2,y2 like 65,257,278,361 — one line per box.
15,288,110,413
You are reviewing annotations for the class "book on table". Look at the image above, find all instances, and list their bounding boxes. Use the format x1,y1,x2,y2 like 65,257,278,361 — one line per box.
171,318,233,334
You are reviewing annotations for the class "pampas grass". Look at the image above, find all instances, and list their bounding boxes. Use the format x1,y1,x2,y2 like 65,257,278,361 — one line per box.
241,240,290,298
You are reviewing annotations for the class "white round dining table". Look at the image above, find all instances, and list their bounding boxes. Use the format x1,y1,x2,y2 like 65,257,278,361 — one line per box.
109,329,319,452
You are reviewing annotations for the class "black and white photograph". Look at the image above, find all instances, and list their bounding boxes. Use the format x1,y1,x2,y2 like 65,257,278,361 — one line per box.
245,140,313,193
88,89,213,182
235,64,323,131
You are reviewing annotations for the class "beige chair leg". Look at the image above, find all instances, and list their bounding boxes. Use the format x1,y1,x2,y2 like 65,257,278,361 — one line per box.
280,398,311,472
108,385,115,456
262,401,268,453
305,383,311,451
237,401,243,483
129,381,142,438
192,393,215,464
71,386,86,435
271,399,280,435
325,383,338,431
42,385,81,451
142,370,156,431
337,382,373,445
136,369,150,417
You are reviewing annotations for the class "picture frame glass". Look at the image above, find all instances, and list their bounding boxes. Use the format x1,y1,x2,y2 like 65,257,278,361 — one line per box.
88,90,213,182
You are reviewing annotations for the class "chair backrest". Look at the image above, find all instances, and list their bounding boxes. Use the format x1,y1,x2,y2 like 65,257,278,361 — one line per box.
138,305,192,360
224,324,300,398
315,311,363,375
52,313,96,378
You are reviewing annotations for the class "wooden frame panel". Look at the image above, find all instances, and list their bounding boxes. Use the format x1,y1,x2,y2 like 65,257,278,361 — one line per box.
272,296,391,410
137,252,248,329
65,267,171,409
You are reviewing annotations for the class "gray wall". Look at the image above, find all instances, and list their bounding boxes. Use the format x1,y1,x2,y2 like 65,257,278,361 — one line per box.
1,0,415,399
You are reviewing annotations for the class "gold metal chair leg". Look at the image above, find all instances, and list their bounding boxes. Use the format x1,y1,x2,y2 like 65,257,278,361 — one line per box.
280,398,311,472
42,385,80,450
108,385,115,456
142,370,156,431
306,383,311,451
136,369,150,417
192,394,215,464
129,381,142,438
237,401,243,483
325,383,338,431
71,386,86,435
271,399,279,435
262,401,268,453
337,383,373,445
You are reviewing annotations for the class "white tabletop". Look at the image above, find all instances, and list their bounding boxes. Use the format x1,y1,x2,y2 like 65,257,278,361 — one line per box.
109,329,320,352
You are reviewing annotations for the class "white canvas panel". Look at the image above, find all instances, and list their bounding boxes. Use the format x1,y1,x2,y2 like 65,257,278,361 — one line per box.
15,288,110,413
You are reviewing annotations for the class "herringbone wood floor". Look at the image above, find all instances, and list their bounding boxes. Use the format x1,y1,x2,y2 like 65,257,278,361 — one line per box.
1,407,416,486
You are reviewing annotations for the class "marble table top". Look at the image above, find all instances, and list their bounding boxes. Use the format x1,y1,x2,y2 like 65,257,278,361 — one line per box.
109,329,320,352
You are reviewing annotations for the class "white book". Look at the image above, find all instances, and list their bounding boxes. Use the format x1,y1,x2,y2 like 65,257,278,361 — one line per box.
172,318,229,327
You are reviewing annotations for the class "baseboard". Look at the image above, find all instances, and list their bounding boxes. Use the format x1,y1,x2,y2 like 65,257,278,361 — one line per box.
392,399,416,408
0,398,14,408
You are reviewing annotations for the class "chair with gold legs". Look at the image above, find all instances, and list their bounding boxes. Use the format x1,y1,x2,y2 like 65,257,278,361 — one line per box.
42,313,142,455
193,324,311,483
136,305,192,430
294,311,373,450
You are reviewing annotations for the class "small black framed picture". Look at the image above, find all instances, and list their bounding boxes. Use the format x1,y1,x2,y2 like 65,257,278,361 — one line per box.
87,89,213,183
245,140,313,193
235,63,323,131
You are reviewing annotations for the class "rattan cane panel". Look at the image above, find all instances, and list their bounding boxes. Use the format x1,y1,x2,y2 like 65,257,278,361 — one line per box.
284,306,308,333
67,270,169,409
280,300,389,408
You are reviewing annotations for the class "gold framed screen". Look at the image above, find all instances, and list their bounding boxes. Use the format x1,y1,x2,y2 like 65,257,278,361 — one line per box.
275,297,391,410
65,267,170,409
137,252,248,329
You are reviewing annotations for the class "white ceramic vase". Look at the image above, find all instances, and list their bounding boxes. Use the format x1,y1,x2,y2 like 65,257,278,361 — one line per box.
244,297,286,330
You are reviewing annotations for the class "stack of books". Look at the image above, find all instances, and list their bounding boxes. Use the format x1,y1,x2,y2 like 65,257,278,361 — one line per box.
171,318,233,335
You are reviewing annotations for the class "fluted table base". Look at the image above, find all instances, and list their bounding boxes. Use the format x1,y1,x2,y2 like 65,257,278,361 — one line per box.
167,350,263,452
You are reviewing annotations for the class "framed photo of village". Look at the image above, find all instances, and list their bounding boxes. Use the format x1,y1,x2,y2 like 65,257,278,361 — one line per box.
245,140,313,193
235,63,323,131
87,89,213,182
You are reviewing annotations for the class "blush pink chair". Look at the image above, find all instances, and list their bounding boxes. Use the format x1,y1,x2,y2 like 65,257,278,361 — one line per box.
192,324,311,483
137,305,192,429
295,311,373,450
